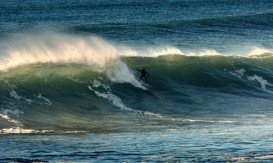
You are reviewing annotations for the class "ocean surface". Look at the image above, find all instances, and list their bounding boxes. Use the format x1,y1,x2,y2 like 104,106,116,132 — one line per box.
1,0,273,162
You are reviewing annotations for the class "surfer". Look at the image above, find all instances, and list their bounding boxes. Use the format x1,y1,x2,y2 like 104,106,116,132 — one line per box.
137,68,149,84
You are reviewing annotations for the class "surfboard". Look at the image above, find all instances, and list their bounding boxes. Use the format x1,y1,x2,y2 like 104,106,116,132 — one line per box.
141,82,152,87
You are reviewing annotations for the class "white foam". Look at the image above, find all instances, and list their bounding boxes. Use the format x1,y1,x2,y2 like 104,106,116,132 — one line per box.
9,90,34,103
25,99,33,103
10,90,22,100
88,86,163,118
88,86,133,112
124,47,220,57
229,69,273,93
133,45,273,58
0,127,43,134
3,109,23,116
37,93,52,105
92,80,111,91
247,47,273,57
106,61,146,89
0,113,22,125
229,68,246,78
235,68,246,76
247,74,273,93
0,127,86,134
171,118,234,123
181,49,220,56
92,80,102,87
255,154,273,160
68,77,90,84
140,46,183,57
4,80,17,89
68,77,111,91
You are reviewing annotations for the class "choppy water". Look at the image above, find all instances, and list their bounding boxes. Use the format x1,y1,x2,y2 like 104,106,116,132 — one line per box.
1,0,273,162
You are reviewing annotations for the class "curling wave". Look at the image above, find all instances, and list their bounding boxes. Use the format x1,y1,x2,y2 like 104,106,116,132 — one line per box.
0,32,273,134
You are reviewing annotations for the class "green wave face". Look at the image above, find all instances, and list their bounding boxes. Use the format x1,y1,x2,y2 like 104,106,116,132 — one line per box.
1,55,273,133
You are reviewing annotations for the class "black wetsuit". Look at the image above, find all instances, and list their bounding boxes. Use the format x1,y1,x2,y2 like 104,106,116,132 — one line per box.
137,68,149,84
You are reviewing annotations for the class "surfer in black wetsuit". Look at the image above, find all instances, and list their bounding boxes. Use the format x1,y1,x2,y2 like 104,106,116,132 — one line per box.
137,68,149,84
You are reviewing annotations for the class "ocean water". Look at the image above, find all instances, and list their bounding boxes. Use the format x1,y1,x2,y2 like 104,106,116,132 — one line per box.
1,0,273,162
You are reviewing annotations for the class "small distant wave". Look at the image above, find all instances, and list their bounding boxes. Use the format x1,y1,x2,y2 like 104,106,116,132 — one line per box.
152,12,273,30
171,118,234,124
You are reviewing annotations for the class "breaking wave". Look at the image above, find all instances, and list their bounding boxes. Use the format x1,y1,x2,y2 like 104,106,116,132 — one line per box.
0,32,273,134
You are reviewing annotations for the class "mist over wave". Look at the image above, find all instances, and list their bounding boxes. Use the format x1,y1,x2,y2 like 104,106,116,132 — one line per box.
1,31,273,63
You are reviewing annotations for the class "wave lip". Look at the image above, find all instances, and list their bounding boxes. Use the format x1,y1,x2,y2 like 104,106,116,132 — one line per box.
0,32,120,71
1,31,273,72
